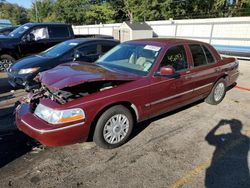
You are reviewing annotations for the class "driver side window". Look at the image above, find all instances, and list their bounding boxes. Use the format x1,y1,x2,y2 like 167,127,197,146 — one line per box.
159,45,188,72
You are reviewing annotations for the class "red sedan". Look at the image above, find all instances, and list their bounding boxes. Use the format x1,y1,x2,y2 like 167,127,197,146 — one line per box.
16,38,239,149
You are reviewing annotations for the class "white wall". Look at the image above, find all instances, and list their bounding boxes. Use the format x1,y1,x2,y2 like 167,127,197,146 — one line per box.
72,17,250,46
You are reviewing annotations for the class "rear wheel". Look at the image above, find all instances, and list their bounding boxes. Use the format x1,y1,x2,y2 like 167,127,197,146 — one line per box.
0,54,15,72
93,105,134,149
205,78,226,105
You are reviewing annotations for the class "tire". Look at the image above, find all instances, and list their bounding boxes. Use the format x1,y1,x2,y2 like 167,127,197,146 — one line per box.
0,54,15,72
205,78,226,105
93,105,134,149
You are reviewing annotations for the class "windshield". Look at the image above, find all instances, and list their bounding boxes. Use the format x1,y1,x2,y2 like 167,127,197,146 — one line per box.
9,25,29,38
96,43,161,76
40,41,79,58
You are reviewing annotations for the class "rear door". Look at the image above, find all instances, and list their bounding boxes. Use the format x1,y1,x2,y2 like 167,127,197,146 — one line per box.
47,25,72,49
187,44,220,97
147,45,196,117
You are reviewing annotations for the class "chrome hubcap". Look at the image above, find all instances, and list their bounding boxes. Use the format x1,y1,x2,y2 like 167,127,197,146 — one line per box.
0,59,13,72
103,114,129,144
214,82,225,101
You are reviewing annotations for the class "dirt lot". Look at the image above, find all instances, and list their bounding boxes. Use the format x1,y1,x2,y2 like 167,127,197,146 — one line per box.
0,60,250,188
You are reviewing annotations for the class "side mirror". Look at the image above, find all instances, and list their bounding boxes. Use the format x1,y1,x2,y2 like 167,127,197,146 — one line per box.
160,66,175,76
159,66,180,78
73,52,81,61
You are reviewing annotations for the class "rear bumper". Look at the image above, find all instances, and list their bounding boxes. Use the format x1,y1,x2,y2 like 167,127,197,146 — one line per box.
16,102,89,146
228,71,240,87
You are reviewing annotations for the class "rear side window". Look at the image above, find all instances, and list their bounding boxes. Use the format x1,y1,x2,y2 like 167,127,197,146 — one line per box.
49,26,70,38
189,44,207,67
202,45,215,64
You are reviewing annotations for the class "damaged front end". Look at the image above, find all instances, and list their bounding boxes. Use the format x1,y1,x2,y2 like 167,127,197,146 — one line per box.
28,80,129,105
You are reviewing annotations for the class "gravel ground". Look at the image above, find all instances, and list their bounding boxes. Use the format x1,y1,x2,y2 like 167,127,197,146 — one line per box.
0,60,249,188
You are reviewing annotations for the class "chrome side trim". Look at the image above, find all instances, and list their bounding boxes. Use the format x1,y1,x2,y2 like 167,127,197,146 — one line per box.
21,119,83,134
193,83,213,91
131,104,139,121
150,89,193,106
146,83,213,107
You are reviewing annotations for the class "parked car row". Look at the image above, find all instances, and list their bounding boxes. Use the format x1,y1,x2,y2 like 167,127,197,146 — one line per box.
0,22,114,72
8,38,119,89
14,37,239,149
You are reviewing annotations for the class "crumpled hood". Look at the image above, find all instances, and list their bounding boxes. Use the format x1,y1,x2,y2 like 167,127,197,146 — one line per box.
39,62,140,90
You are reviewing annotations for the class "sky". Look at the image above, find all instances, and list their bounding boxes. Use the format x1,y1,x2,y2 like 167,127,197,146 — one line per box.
7,0,32,9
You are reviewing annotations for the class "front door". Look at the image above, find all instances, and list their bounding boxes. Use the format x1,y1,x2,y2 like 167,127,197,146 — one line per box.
20,26,50,56
147,45,195,118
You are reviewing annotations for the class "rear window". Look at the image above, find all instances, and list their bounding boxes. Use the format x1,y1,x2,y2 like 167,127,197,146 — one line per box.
189,44,207,67
49,26,70,38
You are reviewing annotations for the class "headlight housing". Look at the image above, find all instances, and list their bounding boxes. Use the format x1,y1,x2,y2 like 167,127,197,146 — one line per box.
18,67,40,74
34,104,85,124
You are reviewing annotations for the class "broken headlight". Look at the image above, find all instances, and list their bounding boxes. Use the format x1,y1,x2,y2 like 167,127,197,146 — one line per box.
34,103,85,124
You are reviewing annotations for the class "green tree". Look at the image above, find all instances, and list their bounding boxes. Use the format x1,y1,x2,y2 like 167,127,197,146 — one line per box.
0,3,29,25
29,0,56,22
54,0,90,24
85,2,117,24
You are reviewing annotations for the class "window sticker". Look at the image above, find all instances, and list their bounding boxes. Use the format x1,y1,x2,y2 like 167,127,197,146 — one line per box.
144,45,161,52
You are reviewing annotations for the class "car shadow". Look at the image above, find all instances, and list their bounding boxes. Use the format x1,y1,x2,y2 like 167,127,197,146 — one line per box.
0,77,13,94
0,94,15,102
0,131,37,168
0,105,39,168
205,119,250,188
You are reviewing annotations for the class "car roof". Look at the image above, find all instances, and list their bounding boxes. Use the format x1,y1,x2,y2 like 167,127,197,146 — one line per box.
65,38,120,44
23,22,71,27
129,38,209,47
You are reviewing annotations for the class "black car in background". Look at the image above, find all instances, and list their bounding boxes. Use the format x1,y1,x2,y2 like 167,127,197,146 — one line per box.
8,38,119,89
0,22,114,72
0,26,18,36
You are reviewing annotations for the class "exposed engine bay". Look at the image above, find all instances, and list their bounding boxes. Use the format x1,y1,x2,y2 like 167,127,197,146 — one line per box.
28,80,128,106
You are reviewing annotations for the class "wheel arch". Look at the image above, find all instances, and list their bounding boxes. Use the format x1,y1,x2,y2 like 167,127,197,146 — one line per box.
214,73,229,87
0,49,19,60
87,101,138,141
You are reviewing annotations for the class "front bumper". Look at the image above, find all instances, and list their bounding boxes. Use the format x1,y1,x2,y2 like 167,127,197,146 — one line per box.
16,102,89,146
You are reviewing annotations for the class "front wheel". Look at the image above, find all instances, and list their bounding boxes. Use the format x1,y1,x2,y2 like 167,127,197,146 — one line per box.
93,105,134,149
205,78,226,105
0,54,15,72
